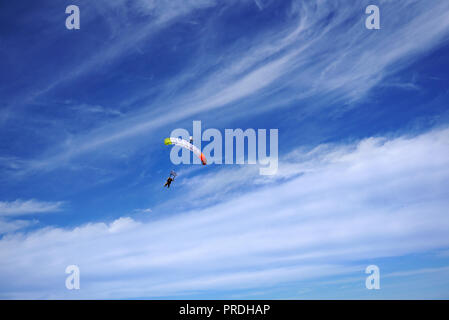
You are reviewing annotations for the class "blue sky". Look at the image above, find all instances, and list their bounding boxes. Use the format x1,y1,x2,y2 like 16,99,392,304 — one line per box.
1,0,449,299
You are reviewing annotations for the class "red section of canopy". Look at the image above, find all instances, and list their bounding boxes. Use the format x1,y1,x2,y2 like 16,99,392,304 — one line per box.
200,153,207,165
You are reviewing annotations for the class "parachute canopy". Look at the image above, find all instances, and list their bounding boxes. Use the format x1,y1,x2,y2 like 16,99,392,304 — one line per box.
164,137,207,165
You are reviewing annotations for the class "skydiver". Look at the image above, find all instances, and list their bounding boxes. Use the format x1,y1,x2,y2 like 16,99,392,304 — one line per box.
164,176,174,188
164,170,177,188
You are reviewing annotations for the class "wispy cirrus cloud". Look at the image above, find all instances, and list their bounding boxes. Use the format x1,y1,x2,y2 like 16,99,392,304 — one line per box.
0,0,224,126
8,0,449,176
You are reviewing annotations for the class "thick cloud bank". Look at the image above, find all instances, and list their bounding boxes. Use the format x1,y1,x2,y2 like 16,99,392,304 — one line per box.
1,127,449,298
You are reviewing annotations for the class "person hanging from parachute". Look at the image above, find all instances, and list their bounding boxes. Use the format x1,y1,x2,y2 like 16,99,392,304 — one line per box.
164,170,177,188
163,136,207,188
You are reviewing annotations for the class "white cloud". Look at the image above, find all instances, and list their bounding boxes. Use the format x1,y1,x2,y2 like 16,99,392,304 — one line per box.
0,219,37,235
1,127,448,298
133,208,152,214
0,199,64,217
384,266,449,279
108,217,141,233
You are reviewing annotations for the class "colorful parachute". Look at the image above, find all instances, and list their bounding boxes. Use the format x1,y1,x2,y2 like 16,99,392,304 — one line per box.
164,137,207,165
